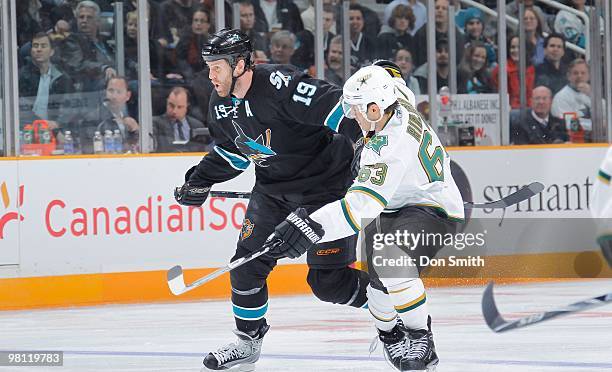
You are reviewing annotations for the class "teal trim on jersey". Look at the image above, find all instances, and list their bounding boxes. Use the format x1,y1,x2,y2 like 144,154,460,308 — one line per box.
214,146,250,171
232,302,268,320
341,199,360,233
324,101,343,132
347,186,388,207
599,169,611,184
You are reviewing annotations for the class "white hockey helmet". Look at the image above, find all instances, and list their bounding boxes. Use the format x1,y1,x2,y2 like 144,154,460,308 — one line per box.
342,65,397,119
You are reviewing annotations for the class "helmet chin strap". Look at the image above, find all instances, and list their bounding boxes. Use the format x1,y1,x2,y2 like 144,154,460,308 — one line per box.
364,111,382,139
229,58,249,98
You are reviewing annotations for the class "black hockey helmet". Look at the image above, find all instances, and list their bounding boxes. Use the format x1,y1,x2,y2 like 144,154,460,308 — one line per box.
202,28,253,70
372,59,404,80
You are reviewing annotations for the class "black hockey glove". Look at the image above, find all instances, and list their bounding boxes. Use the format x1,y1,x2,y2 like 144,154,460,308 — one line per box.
174,183,211,206
267,208,324,259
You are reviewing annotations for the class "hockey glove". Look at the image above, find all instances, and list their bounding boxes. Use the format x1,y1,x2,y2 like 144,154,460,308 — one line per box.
174,183,211,206
267,208,324,259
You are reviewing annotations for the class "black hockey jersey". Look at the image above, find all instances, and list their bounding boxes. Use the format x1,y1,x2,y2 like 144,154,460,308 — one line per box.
188,64,360,198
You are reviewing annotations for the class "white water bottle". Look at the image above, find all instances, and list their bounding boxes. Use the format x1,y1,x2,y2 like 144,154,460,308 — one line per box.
93,131,104,154
63,131,74,155
113,129,123,154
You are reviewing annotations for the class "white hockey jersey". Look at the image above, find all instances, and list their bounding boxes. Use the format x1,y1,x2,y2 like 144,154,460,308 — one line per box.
311,90,465,243
591,146,612,239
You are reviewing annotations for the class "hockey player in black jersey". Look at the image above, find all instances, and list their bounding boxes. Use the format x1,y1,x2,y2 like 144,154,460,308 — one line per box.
173,28,370,371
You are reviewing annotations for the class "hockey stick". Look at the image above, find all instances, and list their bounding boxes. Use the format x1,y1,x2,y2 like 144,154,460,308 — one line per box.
210,182,545,210
482,281,612,332
167,238,282,296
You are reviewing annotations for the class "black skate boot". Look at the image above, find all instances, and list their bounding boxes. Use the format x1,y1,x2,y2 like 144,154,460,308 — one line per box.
401,319,439,371
202,321,270,371
374,323,411,371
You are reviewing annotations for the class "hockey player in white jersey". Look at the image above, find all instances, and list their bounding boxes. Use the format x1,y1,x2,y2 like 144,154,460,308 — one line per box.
591,146,612,267
268,65,464,371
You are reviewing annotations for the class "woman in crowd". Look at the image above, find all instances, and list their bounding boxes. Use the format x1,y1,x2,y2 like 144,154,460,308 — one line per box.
491,35,535,108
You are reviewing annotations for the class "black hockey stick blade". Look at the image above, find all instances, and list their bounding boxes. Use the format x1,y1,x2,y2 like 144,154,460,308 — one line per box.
482,281,612,332
465,182,544,209
166,239,281,296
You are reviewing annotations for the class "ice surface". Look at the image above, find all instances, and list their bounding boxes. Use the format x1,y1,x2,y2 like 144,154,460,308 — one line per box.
1,280,611,371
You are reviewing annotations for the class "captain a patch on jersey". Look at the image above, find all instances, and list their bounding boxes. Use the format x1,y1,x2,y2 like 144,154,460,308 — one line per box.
232,121,276,167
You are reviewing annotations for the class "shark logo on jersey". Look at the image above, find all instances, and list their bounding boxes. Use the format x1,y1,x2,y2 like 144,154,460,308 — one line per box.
232,121,276,167
364,135,388,155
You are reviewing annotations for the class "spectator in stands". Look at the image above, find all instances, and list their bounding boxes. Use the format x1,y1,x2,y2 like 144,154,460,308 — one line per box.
160,0,198,46
57,1,116,92
393,48,420,95
124,0,170,47
348,4,376,69
252,0,304,34
16,0,43,48
535,34,568,95
383,0,426,36
456,7,497,68
511,86,568,144
457,42,492,94
491,35,535,109
239,0,269,53
153,87,211,152
413,38,450,94
325,35,345,87
321,4,336,58
524,8,546,65
18,32,76,136
505,0,551,34
301,0,336,37
269,30,296,65
176,6,211,79
552,58,592,131
124,11,166,81
80,76,139,153
554,0,592,49
349,1,381,36
97,77,139,150
413,0,465,67
377,5,416,61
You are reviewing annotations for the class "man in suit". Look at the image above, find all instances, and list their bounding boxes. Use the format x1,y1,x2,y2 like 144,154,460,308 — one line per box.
153,87,212,153
511,86,568,145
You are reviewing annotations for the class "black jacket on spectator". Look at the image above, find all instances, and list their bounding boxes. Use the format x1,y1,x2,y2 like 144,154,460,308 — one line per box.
80,103,138,153
176,32,209,79
251,0,304,34
160,0,199,38
376,31,416,61
535,59,568,96
152,114,211,152
56,32,115,92
511,109,569,145
18,62,76,130
350,33,377,69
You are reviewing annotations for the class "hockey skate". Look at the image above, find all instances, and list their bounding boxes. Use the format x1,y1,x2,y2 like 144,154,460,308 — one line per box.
401,326,439,371
371,317,438,371
202,322,269,371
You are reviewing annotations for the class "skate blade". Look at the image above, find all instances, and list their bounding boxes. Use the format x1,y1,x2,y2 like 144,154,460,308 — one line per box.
200,364,255,372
